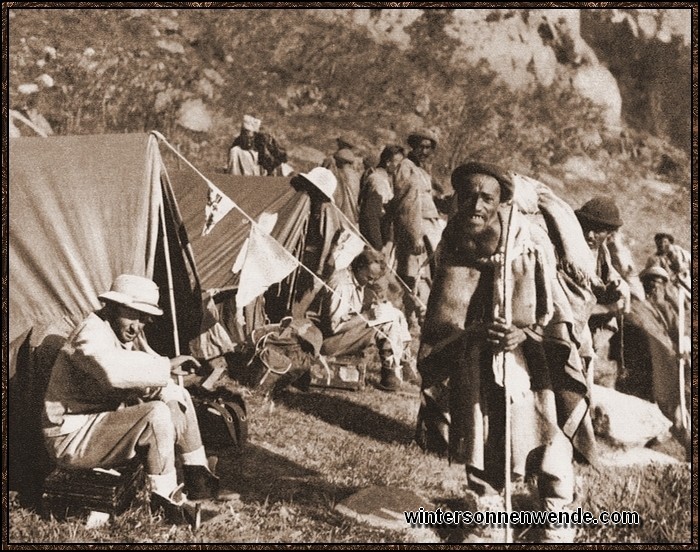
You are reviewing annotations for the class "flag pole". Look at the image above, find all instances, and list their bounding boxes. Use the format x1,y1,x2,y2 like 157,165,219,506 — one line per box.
158,187,182,386
493,202,516,544
330,202,428,313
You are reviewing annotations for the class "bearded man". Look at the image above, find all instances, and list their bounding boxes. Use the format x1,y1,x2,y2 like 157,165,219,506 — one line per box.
416,162,596,543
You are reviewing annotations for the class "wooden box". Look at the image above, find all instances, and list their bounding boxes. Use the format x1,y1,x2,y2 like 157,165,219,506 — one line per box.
309,356,366,391
42,459,145,518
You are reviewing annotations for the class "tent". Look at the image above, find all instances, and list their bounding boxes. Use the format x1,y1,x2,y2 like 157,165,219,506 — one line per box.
167,170,308,293
8,133,201,498
166,168,316,337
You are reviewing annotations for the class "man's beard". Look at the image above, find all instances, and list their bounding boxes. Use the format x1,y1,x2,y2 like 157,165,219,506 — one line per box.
445,213,502,261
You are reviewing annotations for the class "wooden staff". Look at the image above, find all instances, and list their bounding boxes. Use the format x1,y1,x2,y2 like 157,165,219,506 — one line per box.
678,286,688,434
493,203,516,543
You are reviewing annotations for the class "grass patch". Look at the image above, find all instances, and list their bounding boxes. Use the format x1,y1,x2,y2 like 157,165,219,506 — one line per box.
9,374,691,543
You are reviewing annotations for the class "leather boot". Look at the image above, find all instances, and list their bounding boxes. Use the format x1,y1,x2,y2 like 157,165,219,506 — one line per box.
183,465,220,500
150,484,201,528
378,363,401,392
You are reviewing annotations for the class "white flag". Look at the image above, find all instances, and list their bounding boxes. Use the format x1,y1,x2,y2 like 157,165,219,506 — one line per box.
235,224,299,310
231,212,278,274
202,182,235,236
331,229,366,271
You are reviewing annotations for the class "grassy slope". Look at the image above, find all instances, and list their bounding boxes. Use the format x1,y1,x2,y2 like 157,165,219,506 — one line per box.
9,379,692,544
8,7,693,545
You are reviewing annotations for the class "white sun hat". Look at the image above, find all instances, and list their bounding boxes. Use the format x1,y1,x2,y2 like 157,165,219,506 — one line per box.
98,274,164,316
300,167,337,202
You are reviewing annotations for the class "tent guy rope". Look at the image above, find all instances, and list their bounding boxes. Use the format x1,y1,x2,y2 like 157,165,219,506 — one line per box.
152,131,393,343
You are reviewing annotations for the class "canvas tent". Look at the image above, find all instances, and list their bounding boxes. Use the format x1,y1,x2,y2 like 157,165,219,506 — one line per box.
9,133,201,497
166,168,314,338
9,133,202,372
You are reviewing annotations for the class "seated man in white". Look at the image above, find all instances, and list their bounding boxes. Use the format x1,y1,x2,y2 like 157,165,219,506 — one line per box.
42,274,221,523
318,248,410,392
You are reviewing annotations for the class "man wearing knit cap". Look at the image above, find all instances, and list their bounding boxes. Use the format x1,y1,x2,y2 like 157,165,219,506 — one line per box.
417,162,595,542
575,196,630,390
42,275,224,525
227,114,263,176
392,127,445,325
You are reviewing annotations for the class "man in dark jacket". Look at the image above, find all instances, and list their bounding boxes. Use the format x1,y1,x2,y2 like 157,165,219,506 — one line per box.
392,128,445,324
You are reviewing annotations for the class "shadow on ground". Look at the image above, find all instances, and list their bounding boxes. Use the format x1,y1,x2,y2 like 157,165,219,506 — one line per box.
216,442,356,509
275,388,416,446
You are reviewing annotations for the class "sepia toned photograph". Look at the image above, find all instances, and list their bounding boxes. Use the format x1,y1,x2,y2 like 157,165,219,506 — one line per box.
5,4,695,546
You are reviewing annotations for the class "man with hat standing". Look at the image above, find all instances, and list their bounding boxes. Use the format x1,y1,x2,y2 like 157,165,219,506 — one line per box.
227,114,263,176
645,232,691,301
417,162,595,543
42,275,221,524
323,144,362,223
392,128,445,324
291,168,345,312
575,196,631,389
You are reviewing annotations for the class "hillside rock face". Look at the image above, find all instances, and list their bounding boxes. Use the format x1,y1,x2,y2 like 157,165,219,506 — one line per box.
580,9,691,150
315,8,690,147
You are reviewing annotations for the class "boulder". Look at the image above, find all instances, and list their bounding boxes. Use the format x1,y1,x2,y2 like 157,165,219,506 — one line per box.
335,486,439,542
154,89,178,113
17,83,39,95
156,39,185,55
561,155,607,183
35,74,54,88
177,99,212,132
597,446,681,467
590,384,671,449
571,65,622,126
203,68,225,86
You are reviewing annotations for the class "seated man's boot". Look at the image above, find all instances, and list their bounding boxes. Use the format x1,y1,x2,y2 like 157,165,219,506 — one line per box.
378,363,401,392
150,484,201,528
183,465,220,500
401,351,421,385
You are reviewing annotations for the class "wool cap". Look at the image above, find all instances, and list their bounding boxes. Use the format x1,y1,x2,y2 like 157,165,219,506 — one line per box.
575,196,623,229
654,232,674,243
407,128,439,148
451,161,514,202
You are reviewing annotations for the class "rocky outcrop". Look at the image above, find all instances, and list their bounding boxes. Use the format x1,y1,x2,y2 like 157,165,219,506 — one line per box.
580,9,691,150
177,98,212,132
315,8,689,145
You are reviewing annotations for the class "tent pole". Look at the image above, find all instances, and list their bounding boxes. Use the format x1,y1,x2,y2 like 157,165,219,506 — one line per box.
160,194,181,373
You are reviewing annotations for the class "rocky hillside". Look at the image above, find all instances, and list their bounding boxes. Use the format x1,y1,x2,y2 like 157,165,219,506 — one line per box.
8,8,692,265
321,8,691,149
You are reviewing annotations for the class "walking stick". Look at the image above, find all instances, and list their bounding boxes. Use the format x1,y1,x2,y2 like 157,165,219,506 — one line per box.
618,312,625,381
677,286,689,434
493,203,516,543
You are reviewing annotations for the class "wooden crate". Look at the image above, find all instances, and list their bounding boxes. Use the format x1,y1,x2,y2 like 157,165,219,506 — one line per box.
42,459,145,519
309,356,366,391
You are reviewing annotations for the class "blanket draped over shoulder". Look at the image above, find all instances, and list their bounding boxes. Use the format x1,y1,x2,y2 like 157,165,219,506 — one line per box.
417,198,597,472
